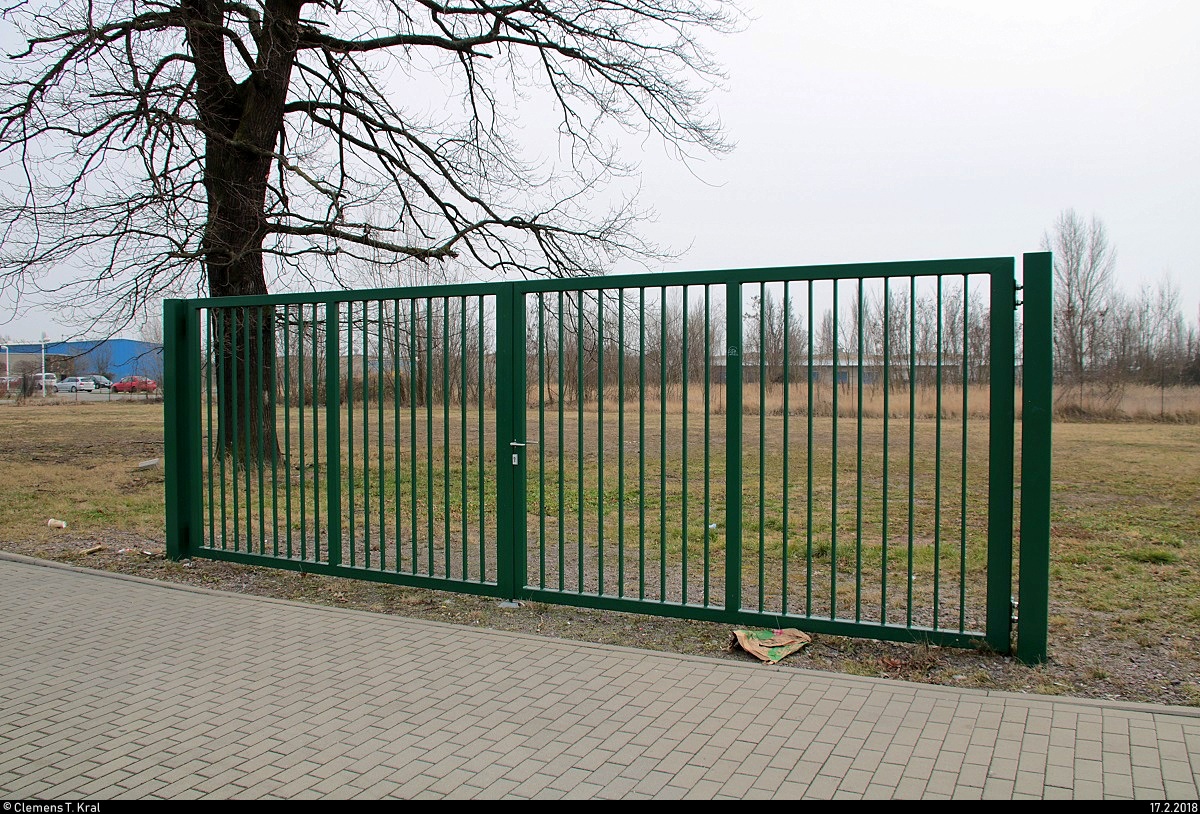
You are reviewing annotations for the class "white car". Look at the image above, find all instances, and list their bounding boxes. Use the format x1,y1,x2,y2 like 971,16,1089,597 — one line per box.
32,373,58,393
60,376,96,393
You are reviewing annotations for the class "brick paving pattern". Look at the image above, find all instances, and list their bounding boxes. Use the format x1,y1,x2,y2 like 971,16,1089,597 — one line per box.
1,554,1197,799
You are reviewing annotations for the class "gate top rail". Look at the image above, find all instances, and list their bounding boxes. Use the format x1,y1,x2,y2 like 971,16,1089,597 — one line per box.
177,256,1014,310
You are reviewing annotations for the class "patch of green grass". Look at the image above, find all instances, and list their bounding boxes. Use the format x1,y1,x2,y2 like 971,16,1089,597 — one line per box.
1124,548,1181,565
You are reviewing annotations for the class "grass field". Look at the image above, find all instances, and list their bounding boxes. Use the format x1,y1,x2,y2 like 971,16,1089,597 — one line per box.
1,398,1197,704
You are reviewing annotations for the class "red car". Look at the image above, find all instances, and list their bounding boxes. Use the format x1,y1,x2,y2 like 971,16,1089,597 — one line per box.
113,375,158,393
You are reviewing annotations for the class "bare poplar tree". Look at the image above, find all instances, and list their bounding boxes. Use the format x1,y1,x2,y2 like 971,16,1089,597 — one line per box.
1041,209,1117,405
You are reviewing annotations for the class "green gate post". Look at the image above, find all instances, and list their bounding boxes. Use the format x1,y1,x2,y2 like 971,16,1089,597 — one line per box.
165,299,202,560
1018,252,1053,664
495,286,526,599
986,261,1017,653
724,282,743,612
325,302,342,567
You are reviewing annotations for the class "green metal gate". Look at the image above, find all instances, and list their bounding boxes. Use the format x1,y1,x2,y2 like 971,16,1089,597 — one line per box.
166,254,1052,662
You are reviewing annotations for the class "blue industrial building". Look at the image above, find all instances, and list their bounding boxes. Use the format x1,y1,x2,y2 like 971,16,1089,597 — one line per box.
3,338,163,381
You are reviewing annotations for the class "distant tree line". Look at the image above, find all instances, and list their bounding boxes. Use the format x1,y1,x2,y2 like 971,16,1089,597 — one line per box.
1043,210,1200,411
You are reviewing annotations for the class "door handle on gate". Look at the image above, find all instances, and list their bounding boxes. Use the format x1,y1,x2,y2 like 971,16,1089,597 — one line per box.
509,439,536,465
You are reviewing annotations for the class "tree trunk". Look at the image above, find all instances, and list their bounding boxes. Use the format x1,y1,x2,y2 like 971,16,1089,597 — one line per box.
205,140,282,463
186,0,303,463
212,305,278,463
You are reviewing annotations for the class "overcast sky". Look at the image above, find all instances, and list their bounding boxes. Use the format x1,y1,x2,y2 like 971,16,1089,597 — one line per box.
2,0,1197,341
630,1,1198,298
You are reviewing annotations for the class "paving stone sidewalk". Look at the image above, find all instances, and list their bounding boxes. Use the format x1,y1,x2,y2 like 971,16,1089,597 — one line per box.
0,553,1197,800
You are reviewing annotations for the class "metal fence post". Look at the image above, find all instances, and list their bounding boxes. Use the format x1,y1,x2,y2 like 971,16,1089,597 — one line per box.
986,261,1017,653
325,302,342,567
724,282,743,612
495,284,525,599
1018,252,1053,664
165,299,202,561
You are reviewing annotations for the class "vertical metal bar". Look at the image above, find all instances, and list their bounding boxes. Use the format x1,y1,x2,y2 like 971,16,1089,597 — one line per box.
494,285,523,599
882,280,890,623
831,282,839,619
242,308,252,552
312,302,321,564
578,291,585,594
206,310,217,552
443,298,451,577
618,290,626,598
217,308,230,553
268,307,278,558
478,295,486,580
597,290,605,596
638,288,646,599
312,306,321,562
514,290,529,598
229,310,240,552
164,300,201,562
988,264,1017,653
298,307,306,560
347,303,356,566
393,300,402,572
703,285,711,608
725,281,743,613
856,279,864,621
782,282,790,616
758,281,765,613
659,286,667,602
806,281,814,616
680,286,688,604
325,301,342,567
1018,252,1052,664
908,277,917,627
960,277,970,632
461,297,468,580
363,301,372,569
558,291,565,591
935,276,944,629
379,300,387,571
409,300,419,571
426,298,434,575
256,306,266,556
283,306,292,559
538,294,546,588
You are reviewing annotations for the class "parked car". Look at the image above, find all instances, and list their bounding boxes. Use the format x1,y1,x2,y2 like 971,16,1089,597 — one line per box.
59,376,96,393
83,374,113,390
113,375,158,393
32,373,58,393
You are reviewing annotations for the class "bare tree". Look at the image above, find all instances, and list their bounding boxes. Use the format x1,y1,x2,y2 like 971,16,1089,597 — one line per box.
1041,209,1117,406
0,0,741,454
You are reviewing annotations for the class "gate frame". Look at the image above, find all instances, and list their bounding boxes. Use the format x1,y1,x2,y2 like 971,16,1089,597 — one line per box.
165,255,1052,663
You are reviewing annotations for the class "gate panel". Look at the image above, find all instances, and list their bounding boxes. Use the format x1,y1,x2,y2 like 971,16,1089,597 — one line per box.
520,284,730,608
728,269,1004,639
187,288,503,595
508,260,1014,646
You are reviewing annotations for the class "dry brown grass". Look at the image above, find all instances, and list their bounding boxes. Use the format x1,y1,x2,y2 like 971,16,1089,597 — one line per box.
586,381,1200,422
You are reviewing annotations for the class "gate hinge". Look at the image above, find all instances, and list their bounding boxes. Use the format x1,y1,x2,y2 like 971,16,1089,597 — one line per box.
1011,596,1019,624
1013,282,1024,310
